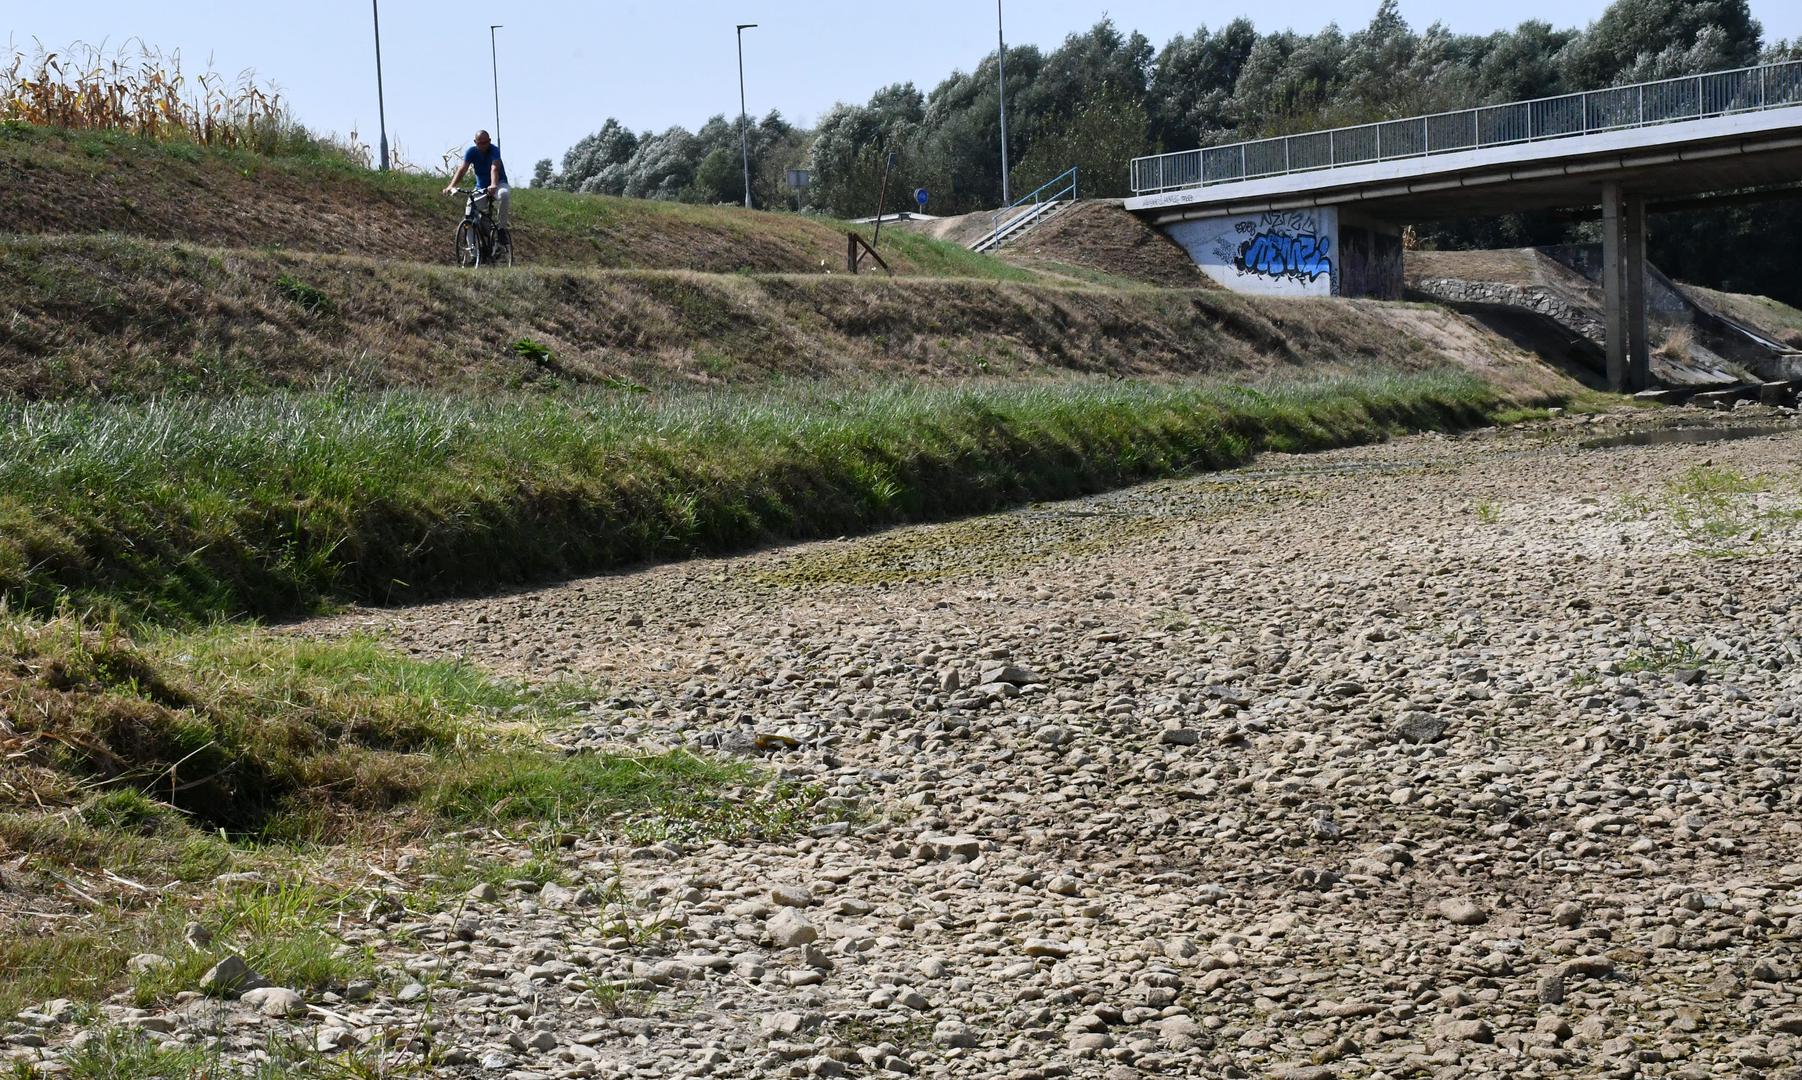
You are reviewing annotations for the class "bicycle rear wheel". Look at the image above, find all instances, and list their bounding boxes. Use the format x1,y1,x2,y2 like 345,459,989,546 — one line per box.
494,230,515,267
455,222,481,268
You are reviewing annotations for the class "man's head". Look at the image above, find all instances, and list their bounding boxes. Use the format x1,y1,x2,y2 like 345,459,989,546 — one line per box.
474,130,492,149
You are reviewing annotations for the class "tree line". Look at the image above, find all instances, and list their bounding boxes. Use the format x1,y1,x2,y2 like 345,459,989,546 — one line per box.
534,0,1802,302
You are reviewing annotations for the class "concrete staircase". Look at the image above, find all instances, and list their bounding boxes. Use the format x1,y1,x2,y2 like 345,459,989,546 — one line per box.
970,200,1070,254
969,167,1079,255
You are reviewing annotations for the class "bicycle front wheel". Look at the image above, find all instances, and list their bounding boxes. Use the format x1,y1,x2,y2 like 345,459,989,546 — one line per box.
455,222,481,268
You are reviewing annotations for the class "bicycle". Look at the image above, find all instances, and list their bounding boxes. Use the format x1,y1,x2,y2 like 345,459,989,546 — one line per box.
451,187,513,268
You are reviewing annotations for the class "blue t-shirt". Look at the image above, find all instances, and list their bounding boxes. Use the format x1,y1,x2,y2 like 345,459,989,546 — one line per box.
464,143,508,189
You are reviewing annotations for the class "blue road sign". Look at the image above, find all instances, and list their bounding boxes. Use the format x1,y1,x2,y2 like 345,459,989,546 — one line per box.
914,188,929,209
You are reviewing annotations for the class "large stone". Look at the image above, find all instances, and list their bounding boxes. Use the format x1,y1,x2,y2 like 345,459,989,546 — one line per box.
1438,897,1487,926
763,1011,823,1039
919,834,982,861
1157,1015,1204,1049
979,664,1044,687
240,987,305,1018
199,955,268,997
1440,1018,1494,1043
768,907,818,948
1561,956,1616,979
1393,713,1449,744
770,884,815,908
125,953,171,975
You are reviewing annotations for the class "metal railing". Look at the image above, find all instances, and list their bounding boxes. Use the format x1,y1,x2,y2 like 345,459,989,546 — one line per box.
989,166,1079,247
1129,59,1802,195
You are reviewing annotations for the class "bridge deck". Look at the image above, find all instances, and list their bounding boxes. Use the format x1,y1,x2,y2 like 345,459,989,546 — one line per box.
1127,107,1802,222
1128,60,1802,223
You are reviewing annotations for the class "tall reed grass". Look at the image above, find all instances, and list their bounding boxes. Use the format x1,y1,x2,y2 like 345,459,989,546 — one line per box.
0,373,1502,623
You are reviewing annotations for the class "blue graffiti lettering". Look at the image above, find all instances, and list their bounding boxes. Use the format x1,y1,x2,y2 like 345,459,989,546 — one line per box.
1234,232,1333,283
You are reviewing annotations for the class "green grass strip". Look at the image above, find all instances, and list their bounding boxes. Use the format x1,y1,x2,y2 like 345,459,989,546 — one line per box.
0,372,1501,624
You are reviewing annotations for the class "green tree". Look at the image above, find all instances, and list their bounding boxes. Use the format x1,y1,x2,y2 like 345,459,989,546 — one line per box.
1562,0,1761,86
1021,19,1153,144
807,84,926,216
1009,89,1151,198
1149,19,1258,149
1231,27,1348,137
554,118,641,193
1473,21,1578,102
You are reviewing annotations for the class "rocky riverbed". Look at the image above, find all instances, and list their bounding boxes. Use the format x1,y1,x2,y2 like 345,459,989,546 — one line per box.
16,408,1802,1079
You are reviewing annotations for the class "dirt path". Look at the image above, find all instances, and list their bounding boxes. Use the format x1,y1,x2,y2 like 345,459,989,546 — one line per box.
39,408,1800,1079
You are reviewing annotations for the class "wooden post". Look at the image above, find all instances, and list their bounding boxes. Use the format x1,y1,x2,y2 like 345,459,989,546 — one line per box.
846,233,891,275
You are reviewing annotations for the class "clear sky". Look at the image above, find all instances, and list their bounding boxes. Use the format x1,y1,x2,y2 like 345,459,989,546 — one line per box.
13,0,1800,174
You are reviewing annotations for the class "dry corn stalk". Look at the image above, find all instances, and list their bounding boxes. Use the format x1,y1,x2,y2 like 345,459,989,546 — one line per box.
2,40,287,149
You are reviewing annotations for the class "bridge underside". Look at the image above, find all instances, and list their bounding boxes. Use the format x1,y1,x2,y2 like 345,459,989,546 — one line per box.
1128,109,1802,392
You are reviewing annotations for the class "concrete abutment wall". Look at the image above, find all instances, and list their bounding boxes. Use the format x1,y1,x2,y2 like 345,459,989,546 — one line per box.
1159,210,1404,300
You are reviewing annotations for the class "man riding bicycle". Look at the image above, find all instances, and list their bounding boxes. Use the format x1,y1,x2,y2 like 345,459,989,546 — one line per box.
444,130,510,246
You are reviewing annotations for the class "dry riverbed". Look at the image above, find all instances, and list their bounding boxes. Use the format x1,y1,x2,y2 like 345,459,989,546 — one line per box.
16,407,1802,1079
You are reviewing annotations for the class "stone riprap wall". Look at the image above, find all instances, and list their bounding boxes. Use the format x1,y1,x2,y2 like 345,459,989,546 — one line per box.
1164,210,1340,297
1409,278,1607,345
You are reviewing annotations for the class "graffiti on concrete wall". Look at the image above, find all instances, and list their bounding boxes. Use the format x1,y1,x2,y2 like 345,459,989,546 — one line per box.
1163,208,1339,297
1217,212,1334,284
1218,212,1333,283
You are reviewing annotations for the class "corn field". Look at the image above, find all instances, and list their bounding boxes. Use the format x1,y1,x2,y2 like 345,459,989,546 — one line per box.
2,41,296,151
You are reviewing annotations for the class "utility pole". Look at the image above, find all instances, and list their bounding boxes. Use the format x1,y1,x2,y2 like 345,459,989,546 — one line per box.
489,24,504,145
997,0,1010,205
737,23,758,209
372,0,389,171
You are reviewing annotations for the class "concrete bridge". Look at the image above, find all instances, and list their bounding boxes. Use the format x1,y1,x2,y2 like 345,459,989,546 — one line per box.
1125,61,1802,391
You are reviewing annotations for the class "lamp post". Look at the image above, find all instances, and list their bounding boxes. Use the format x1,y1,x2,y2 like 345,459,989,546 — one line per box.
736,23,758,209
997,0,1010,205
489,24,504,145
371,0,389,171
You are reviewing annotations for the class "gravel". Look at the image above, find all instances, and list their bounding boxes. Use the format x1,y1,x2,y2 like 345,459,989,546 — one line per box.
14,407,1802,1078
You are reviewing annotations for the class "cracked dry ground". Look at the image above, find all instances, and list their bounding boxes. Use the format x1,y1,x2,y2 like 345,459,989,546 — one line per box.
312,411,1802,1080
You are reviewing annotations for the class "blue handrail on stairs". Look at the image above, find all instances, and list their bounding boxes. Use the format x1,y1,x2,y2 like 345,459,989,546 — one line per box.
987,166,1079,250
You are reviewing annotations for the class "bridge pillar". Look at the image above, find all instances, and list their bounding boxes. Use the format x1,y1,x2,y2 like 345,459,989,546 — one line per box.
1602,182,1653,392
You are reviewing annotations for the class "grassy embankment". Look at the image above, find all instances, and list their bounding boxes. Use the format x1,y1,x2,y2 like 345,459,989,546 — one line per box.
3,231,1329,398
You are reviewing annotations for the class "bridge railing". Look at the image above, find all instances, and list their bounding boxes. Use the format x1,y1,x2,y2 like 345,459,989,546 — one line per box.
1130,59,1802,196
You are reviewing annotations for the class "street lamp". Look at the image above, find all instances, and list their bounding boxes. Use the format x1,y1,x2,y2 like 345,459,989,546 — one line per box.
489,24,503,145
736,23,757,210
371,0,389,171
997,0,1010,205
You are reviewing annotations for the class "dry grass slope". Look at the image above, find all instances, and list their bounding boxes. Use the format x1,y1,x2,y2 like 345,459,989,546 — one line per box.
0,235,1581,400
0,125,1024,279
1003,201,1213,289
